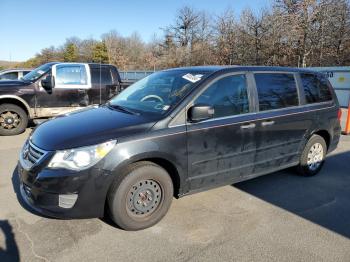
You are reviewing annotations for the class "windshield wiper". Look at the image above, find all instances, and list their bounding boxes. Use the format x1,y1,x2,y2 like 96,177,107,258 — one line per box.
107,103,140,115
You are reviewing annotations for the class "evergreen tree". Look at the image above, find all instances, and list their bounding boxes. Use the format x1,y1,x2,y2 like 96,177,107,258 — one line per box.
63,43,78,62
92,42,109,63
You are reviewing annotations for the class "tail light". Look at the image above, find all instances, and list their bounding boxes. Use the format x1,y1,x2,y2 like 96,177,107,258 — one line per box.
337,109,342,121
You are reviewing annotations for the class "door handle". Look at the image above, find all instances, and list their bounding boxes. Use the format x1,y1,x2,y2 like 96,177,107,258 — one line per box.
240,123,256,129
261,120,275,127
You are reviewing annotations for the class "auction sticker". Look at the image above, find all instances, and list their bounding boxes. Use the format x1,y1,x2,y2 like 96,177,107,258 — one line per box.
182,73,203,83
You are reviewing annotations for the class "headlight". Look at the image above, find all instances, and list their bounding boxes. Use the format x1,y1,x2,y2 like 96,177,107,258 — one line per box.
48,140,116,170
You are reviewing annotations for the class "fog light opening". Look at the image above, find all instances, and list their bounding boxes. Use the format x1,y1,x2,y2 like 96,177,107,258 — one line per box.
58,194,78,209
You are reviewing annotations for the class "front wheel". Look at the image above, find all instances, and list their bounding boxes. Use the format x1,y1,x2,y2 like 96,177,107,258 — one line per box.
297,135,327,176
0,104,28,136
108,161,173,231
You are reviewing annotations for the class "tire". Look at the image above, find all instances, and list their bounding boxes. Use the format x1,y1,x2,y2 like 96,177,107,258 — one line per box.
0,104,28,136
108,161,173,231
297,134,327,176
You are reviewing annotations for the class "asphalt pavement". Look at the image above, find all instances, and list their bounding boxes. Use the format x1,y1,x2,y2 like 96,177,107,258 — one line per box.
0,130,349,262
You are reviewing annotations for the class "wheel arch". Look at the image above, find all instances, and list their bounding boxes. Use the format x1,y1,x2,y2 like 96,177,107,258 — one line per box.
109,152,185,198
0,95,33,118
140,157,182,197
310,129,331,149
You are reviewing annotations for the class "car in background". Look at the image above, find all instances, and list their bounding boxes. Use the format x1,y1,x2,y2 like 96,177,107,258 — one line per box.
0,62,135,136
0,68,32,80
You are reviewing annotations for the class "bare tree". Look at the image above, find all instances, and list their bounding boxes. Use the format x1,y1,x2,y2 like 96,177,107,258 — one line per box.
17,1,350,69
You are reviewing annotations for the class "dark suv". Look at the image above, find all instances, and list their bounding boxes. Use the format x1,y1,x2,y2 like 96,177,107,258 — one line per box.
18,66,341,230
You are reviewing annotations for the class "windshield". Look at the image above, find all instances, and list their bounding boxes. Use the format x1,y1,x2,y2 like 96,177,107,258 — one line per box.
22,63,54,82
109,70,208,116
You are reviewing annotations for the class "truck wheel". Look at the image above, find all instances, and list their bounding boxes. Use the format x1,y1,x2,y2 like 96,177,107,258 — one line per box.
108,161,173,231
297,135,327,176
0,104,28,136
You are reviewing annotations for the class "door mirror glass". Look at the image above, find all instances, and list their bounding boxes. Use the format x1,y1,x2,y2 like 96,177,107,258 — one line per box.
188,104,214,122
41,74,55,94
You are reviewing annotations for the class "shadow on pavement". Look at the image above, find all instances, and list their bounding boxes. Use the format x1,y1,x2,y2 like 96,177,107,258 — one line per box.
0,220,20,262
234,150,350,239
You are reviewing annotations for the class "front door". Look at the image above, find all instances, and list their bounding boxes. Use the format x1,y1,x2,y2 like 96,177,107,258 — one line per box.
186,73,257,191
35,63,91,117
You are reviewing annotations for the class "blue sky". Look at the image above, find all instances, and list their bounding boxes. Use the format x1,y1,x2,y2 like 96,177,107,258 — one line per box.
0,0,269,61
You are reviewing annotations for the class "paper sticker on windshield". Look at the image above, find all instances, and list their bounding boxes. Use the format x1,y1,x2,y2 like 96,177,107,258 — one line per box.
37,70,45,74
182,73,203,83
163,105,170,110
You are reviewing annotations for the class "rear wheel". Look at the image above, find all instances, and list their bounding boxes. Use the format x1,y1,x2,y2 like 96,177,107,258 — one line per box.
108,161,173,231
0,104,28,136
297,135,327,176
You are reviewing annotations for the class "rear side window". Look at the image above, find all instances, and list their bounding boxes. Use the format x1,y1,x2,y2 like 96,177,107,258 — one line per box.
91,67,112,85
300,74,333,103
254,73,299,111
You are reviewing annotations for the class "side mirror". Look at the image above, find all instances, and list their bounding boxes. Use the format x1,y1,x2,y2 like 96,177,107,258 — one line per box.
188,104,214,123
41,75,55,94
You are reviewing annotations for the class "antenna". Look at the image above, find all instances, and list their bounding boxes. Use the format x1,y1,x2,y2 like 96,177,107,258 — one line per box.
99,58,102,104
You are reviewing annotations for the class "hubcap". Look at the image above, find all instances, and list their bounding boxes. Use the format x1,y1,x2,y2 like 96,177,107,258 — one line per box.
0,111,20,130
307,142,324,171
127,179,162,216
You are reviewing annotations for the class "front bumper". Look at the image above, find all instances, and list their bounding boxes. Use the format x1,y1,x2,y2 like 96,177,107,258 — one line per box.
17,160,114,219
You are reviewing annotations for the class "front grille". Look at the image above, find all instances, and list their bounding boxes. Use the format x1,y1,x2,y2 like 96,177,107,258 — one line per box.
21,140,47,168
27,143,45,164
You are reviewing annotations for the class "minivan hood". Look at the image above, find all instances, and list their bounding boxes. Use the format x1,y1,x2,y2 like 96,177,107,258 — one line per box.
30,106,158,150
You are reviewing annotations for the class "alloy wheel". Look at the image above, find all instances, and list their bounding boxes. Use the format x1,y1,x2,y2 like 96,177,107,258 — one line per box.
307,142,324,171
0,111,21,130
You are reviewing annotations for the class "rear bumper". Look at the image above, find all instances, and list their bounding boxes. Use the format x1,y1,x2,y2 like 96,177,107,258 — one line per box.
328,124,342,153
329,136,340,153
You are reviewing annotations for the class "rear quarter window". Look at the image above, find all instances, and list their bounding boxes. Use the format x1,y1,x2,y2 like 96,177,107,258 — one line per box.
91,67,112,85
254,73,299,111
300,74,333,103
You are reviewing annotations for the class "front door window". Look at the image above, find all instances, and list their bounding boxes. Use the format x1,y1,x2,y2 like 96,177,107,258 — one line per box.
194,74,249,118
52,64,91,89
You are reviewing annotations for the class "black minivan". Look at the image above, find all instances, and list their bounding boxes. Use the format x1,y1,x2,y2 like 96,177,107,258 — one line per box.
18,66,341,230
